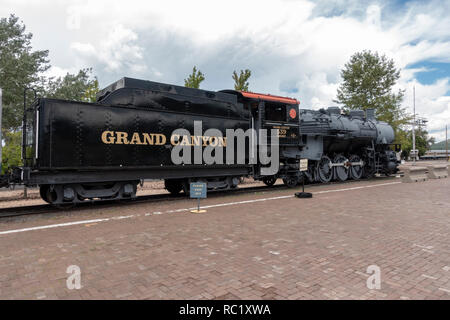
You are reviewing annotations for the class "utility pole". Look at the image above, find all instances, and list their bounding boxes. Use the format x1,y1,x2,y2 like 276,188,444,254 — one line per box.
0,88,2,174
413,86,416,162
446,124,448,162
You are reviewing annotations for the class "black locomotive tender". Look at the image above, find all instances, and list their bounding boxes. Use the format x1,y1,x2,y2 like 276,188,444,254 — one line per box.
3,77,400,205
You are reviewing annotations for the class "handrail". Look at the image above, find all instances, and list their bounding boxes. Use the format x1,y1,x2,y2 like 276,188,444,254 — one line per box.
22,87,37,163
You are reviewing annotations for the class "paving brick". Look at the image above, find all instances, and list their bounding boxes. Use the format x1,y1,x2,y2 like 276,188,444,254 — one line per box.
0,178,449,299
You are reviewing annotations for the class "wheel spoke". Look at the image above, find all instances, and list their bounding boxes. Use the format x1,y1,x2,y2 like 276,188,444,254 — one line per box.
317,156,332,183
349,155,363,180
283,176,298,188
263,176,277,186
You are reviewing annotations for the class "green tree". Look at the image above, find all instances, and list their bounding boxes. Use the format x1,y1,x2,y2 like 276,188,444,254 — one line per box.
232,69,251,91
334,51,409,132
184,66,205,89
1,70,99,174
0,14,100,173
46,68,99,102
82,78,100,102
397,129,431,158
0,14,50,131
427,136,436,148
1,131,22,174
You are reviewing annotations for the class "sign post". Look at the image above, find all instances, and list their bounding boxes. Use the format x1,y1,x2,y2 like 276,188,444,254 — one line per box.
190,182,207,213
295,159,312,198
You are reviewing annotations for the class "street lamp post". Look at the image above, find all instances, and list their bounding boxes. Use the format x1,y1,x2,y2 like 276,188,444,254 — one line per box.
412,86,416,164
446,124,448,162
0,88,2,173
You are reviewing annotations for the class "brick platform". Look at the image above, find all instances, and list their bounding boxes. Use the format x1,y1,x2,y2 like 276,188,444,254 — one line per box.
0,178,449,300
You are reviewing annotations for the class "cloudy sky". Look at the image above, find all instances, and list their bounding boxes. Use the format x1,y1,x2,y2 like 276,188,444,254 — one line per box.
2,0,449,141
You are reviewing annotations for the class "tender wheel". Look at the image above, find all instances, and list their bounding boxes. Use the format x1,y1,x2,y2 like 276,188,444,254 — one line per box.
262,176,277,187
282,176,298,188
348,155,363,180
164,179,183,194
42,186,59,204
333,154,349,182
39,185,50,203
316,156,332,183
40,185,70,206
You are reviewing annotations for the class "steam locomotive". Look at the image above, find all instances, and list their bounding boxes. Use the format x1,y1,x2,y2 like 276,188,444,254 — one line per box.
297,107,400,184
1,77,400,205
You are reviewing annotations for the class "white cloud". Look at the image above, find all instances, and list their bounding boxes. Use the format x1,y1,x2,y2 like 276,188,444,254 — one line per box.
70,24,146,73
66,0,450,141
2,0,449,141
66,5,81,30
401,79,450,141
365,4,381,27
43,66,79,79
70,42,96,56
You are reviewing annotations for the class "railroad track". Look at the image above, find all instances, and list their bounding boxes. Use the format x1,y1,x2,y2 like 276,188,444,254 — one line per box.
0,176,397,219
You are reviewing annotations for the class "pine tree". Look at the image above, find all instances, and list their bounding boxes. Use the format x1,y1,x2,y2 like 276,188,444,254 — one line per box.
0,14,50,131
334,50,408,132
232,69,251,91
184,66,205,89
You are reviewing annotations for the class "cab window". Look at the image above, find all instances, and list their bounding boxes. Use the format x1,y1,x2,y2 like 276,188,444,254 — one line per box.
265,103,286,122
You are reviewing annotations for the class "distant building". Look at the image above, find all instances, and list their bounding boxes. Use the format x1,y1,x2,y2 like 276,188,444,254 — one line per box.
421,150,449,160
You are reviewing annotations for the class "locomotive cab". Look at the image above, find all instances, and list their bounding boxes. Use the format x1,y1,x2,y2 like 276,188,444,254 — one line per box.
222,90,304,187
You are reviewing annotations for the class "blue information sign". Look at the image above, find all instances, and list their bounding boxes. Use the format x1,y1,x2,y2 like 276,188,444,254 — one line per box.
190,182,207,199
